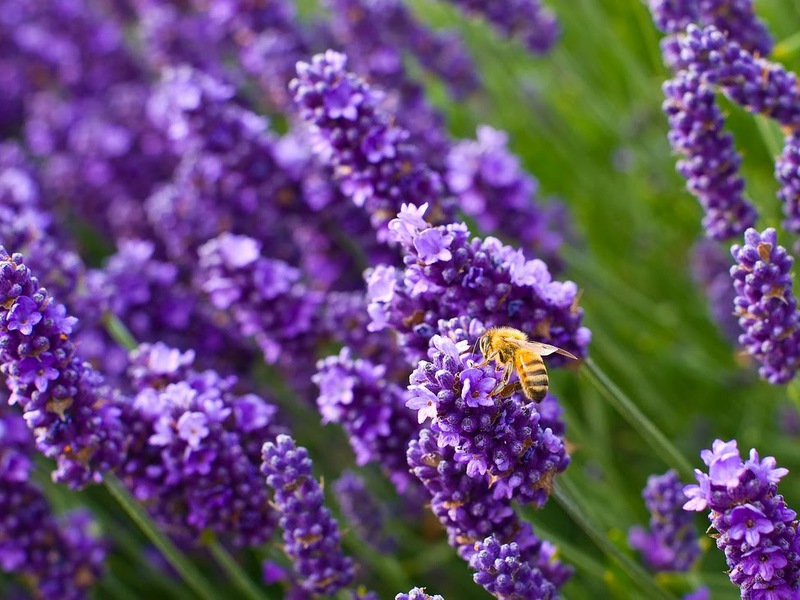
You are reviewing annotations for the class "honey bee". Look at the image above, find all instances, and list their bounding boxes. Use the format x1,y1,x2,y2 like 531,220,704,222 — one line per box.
477,327,577,402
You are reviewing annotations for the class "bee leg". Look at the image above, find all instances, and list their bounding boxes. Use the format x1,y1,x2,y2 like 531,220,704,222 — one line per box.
497,381,522,399
490,364,514,396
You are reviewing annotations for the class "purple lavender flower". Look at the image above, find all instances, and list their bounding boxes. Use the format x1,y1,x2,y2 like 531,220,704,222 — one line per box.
730,228,800,384
25,84,177,240
662,70,756,240
333,471,394,551
628,469,700,572
675,26,797,126
684,439,800,599
0,407,106,599
367,203,590,364
648,0,772,57
683,587,710,600
395,588,444,600
290,51,454,240
407,319,569,506
444,0,560,54
446,125,565,264
313,348,419,492
197,231,321,362
0,248,126,487
777,134,800,237
691,239,738,341
471,535,557,599
261,434,355,596
123,344,281,546
407,427,572,588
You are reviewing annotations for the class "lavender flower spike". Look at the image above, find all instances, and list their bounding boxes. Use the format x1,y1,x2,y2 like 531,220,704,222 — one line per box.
262,434,355,596
628,469,700,572
0,248,126,487
662,70,755,240
684,439,800,599
731,228,800,384
290,50,453,240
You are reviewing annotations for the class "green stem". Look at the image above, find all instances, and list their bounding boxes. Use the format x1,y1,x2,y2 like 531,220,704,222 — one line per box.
754,114,784,157
553,478,678,600
582,358,694,480
104,475,217,600
526,518,607,582
206,538,271,600
103,313,138,351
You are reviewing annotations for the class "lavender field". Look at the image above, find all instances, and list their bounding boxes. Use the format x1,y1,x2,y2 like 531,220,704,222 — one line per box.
2,0,800,598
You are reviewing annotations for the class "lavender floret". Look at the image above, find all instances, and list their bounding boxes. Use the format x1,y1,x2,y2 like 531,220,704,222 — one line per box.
261,434,355,596
628,469,700,572
731,228,800,384
684,439,800,599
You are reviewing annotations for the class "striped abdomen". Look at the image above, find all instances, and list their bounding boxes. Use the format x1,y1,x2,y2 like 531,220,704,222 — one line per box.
515,349,548,402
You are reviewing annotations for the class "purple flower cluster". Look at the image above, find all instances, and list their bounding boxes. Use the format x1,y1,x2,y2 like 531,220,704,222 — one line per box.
25,83,176,240
446,125,565,264
290,51,454,240
367,203,590,363
261,434,355,596
407,321,569,506
197,233,322,366
314,348,419,492
776,134,800,237
333,471,394,551
395,588,444,600
684,439,800,599
122,342,281,547
444,0,560,55
731,228,800,384
691,239,739,341
0,407,107,599
0,248,126,487
662,69,755,240
471,535,557,599
407,427,572,587
648,0,772,57
628,469,700,572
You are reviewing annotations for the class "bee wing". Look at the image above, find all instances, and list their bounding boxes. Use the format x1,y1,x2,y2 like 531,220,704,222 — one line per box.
507,338,578,360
